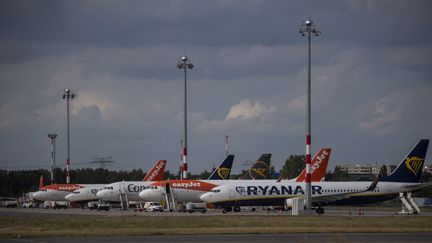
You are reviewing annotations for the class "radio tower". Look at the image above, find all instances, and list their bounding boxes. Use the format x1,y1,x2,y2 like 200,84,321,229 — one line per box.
48,133,58,184
225,135,229,157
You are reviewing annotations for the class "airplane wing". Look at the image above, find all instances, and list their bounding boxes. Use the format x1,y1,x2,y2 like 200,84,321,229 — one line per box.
312,178,379,203
401,182,432,191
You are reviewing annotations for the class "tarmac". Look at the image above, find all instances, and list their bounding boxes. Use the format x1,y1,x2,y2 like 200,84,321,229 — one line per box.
2,233,432,243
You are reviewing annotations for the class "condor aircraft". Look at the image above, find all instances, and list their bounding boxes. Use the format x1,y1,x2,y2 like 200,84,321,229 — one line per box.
33,160,166,203
139,148,331,203
200,140,429,214
96,154,235,203
64,160,167,204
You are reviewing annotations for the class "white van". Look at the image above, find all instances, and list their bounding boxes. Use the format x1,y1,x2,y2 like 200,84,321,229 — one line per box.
143,202,163,212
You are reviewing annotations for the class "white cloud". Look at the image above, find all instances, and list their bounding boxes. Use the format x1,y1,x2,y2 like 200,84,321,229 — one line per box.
226,99,275,120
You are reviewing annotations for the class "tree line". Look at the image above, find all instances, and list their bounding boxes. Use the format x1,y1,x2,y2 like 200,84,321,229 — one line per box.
1,155,431,198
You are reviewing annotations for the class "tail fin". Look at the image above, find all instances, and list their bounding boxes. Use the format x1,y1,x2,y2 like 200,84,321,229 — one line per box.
242,153,272,179
295,148,331,182
381,139,429,183
143,160,167,181
39,175,44,189
208,154,235,180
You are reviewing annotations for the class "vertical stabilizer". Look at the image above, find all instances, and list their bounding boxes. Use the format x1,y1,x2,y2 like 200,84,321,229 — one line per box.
242,154,272,179
381,139,429,183
39,175,44,189
208,154,235,180
143,160,167,181
295,148,331,182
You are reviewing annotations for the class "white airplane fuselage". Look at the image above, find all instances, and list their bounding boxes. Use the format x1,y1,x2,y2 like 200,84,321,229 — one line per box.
65,184,106,203
96,181,156,202
199,181,420,207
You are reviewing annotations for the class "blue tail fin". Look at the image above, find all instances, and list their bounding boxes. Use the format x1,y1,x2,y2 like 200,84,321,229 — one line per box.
208,154,235,180
381,139,429,183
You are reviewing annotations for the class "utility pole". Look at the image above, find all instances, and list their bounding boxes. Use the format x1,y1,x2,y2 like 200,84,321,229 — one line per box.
48,133,57,184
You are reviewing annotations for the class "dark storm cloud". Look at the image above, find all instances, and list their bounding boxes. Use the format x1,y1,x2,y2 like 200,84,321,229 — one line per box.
0,0,431,173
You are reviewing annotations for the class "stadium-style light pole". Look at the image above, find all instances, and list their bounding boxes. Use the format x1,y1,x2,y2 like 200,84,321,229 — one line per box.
299,18,321,211
62,88,75,184
177,56,194,179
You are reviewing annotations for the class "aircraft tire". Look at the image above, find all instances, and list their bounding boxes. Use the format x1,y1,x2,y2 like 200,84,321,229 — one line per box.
233,206,241,212
315,207,324,215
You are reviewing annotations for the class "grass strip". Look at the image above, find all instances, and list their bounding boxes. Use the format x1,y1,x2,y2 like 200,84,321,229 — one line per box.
1,215,431,238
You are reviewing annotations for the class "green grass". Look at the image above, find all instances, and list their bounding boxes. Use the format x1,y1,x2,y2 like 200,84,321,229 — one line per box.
1,215,432,238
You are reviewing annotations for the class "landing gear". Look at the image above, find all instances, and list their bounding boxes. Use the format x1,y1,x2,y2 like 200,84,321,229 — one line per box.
315,207,324,215
222,207,233,213
233,206,241,212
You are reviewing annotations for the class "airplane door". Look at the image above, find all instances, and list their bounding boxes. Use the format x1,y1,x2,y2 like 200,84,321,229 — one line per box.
165,183,171,194
119,183,126,194
229,185,235,198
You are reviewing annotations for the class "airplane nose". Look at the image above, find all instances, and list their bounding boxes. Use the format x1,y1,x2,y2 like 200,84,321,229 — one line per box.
65,193,72,201
200,192,211,202
138,190,148,200
32,191,43,201
96,190,105,199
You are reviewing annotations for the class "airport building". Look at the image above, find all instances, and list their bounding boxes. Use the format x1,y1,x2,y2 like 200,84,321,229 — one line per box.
338,164,396,175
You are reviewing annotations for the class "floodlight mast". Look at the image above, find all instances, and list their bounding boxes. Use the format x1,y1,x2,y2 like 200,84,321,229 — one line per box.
299,18,320,212
62,88,75,184
177,56,194,179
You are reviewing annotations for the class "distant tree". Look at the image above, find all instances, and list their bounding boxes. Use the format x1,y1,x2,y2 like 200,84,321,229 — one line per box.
379,165,388,177
421,170,432,182
280,155,305,180
197,170,212,180
268,165,276,179
230,170,247,179
330,166,350,181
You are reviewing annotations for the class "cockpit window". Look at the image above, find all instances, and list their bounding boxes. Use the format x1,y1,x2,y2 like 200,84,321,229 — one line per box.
210,189,220,193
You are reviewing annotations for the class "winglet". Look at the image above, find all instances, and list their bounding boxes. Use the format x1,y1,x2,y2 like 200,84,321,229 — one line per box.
296,148,331,182
143,160,167,181
208,154,235,180
366,176,380,192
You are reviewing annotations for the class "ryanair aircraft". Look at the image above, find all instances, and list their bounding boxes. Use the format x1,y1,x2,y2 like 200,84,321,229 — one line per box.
139,149,331,203
200,139,429,214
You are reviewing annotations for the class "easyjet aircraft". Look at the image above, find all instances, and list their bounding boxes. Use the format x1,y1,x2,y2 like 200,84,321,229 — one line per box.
139,148,331,203
96,154,235,203
32,160,166,202
200,139,429,214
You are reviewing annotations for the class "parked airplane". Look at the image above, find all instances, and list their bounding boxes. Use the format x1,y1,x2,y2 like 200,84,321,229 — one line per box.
65,160,167,204
139,149,331,203
32,160,166,203
96,154,235,203
200,140,429,214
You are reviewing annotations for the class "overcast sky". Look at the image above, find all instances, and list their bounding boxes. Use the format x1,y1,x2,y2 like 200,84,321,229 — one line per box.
1,0,431,175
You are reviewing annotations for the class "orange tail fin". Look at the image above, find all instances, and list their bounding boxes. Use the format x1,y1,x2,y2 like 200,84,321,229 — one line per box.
39,175,44,189
296,148,331,182
143,160,167,181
